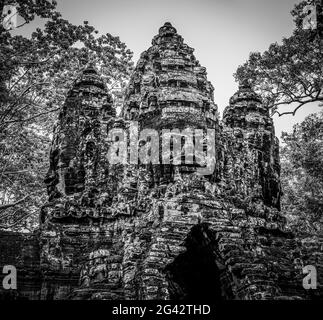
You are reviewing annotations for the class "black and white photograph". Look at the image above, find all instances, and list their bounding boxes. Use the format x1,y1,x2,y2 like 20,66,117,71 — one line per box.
0,0,322,316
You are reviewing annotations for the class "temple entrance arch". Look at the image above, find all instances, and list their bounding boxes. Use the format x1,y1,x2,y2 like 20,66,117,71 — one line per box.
163,223,234,300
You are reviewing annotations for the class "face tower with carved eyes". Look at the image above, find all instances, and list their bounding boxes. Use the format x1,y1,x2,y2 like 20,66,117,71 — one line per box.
122,22,218,130
121,23,220,177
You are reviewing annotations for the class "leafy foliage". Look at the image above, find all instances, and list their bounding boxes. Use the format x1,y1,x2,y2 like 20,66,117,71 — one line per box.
234,0,322,116
0,0,134,231
280,111,323,234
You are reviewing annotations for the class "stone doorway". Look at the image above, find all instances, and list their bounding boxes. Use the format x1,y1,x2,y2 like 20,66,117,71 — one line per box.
164,223,233,300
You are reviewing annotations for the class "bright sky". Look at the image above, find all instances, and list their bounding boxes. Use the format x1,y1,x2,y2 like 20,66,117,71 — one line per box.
14,0,321,140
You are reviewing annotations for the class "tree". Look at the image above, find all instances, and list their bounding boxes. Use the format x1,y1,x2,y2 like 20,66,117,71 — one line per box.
0,0,134,231
280,111,323,234
234,0,322,116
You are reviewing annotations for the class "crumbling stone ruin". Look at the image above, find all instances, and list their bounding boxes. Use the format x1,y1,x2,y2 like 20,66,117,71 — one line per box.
0,23,322,300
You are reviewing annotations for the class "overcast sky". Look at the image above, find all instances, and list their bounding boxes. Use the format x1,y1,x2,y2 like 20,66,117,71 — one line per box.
15,0,321,140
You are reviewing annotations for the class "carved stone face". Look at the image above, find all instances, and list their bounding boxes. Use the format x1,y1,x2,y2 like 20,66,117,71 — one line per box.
122,22,218,133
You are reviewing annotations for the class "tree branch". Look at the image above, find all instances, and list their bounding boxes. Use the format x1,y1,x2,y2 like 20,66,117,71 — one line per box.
3,107,60,125
0,194,32,211
274,97,323,117
0,211,35,229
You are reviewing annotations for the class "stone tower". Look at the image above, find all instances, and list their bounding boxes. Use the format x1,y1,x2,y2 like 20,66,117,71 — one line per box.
44,63,115,204
223,80,281,210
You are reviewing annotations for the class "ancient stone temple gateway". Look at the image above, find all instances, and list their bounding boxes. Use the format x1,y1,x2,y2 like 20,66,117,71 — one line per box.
0,22,321,300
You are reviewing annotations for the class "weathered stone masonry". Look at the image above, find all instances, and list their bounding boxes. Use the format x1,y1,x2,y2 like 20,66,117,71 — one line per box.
0,23,322,300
